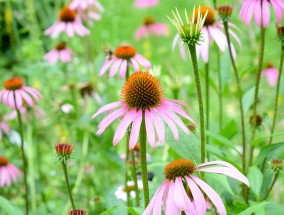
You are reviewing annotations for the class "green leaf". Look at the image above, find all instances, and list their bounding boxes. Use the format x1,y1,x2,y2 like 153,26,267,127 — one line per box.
206,173,234,195
99,206,140,215
254,142,284,166
238,202,269,215
247,166,263,200
0,196,23,215
220,120,238,139
167,128,201,164
206,131,241,156
240,66,255,79
242,86,255,115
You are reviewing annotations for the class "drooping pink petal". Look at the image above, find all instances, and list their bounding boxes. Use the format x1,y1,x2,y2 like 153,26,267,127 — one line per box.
200,28,209,63
109,59,122,77
197,160,238,169
157,108,179,141
130,58,140,71
253,0,262,27
91,101,123,119
190,175,226,215
164,181,180,215
14,90,23,109
22,86,41,101
113,109,137,145
97,106,128,134
185,176,206,215
145,109,156,148
262,0,270,28
208,26,227,52
198,167,249,186
150,108,165,144
119,60,128,79
99,59,115,76
129,109,143,149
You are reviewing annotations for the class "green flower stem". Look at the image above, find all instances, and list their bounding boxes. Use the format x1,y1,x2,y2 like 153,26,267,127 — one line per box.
217,50,223,130
62,162,76,210
268,48,284,144
213,0,217,9
125,129,131,209
250,26,266,166
187,44,206,165
13,92,29,215
223,21,247,201
205,62,210,145
131,150,140,207
140,111,149,208
262,172,279,200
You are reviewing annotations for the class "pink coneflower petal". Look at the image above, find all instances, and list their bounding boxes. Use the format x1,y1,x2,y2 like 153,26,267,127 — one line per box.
88,11,101,20
270,0,282,23
129,109,143,149
158,109,179,141
201,28,210,62
100,59,115,76
119,60,128,79
91,101,123,118
198,167,250,186
22,86,41,101
145,109,156,148
179,41,186,60
164,182,179,214
15,90,23,109
130,58,140,71
254,1,262,27
262,0,270,27
134,54,151,69
208,26,226,52
185,176,206,215
113,109,137,145
150,108,165,143
191,175,226,215
172,34,179,51
197,161,237,169
66,23,74,37
97,106,128,134
110,59,123,77
174,177,197,214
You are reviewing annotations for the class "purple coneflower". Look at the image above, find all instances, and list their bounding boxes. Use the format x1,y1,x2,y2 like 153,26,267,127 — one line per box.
0,78,41,109
261,62,279,87
69,0,104,23
0,156,21,187
92,72,194,149
44,42,72,65
240,0,284,28
45,7,90,38
135,0,159,8
143,159,249,215
172,6,240,62
99,46,151,79
135,16,169,40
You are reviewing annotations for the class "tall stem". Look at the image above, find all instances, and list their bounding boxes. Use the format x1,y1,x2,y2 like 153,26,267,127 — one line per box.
187,44,206,164
217,51,223,130
62,162,76,210
223,21,247,200
262,172,279,200
125,128,131,208
268,48,284,144
212,0,217,9
250,26,266,165
131,150,140,207
14,92,29,215
140,111,149,207
205,62,210,145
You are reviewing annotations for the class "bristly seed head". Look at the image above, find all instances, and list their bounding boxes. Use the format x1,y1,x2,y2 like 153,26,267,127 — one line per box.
217,5,233,21
121,72,163,110
270,159,283,172
164,159,196,180
193,6,215,26
56,42,66,51
249,114,262,127
68,209,87,215
59,7,76,22
114,46,136,59
3,77,24,90
143,16,155,26
0,157,8,167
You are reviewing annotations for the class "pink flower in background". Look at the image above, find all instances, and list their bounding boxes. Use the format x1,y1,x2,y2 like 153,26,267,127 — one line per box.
69,0,104,23
135,16,169,40
99,46,151,79
135,0,159,8
261,63,279,87
92,72,194,149
44,7,90,38
44,42,72,64
0,78,41,109
173,6,241,62
0,117,10,140
0,157,21,187
240,0,284,28
143,159,249,215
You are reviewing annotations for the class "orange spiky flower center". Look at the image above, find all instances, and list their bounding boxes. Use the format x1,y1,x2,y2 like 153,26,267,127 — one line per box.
193,6,215,26
59,7,76,22
3,77,23,90
56,42,66,51
164,159,196,180
121,72,163,110
143,16,155,26
0,157,8,166
114,46,136,59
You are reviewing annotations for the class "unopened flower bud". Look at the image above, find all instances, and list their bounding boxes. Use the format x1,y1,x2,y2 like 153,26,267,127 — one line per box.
217,5,233,21
249,114,262,127
270,159,283,172
55,142,74,163
68,209,87,215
